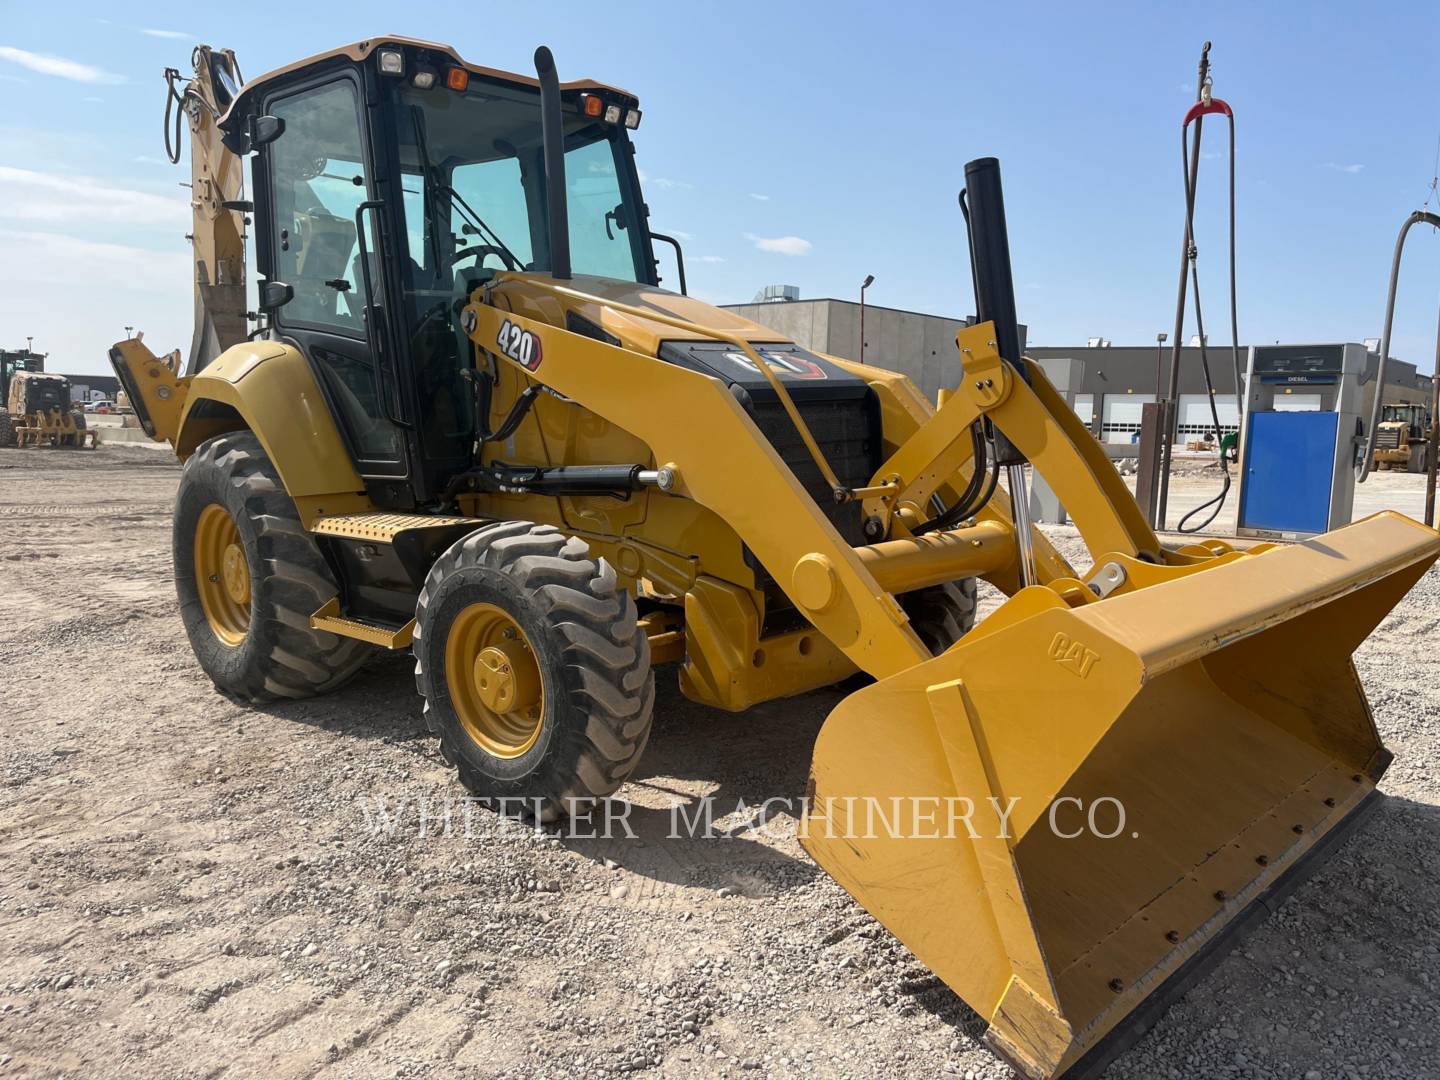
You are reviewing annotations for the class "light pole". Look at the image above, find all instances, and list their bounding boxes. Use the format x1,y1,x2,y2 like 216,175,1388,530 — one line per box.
1153,332,1168,399
125,326,134,339
859,274,875,363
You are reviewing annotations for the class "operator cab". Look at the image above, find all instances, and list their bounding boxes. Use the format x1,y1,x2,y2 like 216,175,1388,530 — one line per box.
225,38,656,508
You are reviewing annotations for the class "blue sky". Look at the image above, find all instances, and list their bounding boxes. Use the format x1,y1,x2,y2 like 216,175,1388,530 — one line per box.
3,1,1440,376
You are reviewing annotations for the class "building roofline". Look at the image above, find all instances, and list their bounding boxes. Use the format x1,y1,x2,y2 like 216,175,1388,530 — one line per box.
720,297,972,323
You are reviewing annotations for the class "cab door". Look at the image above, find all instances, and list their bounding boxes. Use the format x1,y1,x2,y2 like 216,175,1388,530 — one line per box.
256,73,414,500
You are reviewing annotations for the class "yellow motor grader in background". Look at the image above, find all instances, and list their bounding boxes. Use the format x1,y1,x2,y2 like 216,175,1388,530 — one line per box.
112,37,1440,1079
6,370,97,449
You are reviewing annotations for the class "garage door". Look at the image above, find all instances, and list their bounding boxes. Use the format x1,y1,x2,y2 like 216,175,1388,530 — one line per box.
1100,394,1155,444
1177,393,1241,439
1072,393,1095,425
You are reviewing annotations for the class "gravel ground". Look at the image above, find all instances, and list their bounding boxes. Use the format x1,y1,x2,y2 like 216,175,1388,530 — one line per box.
1,444,1437,1079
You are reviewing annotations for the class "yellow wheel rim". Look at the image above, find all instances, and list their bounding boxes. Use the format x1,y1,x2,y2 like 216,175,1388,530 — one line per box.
445,603,544,758
195,504,251,646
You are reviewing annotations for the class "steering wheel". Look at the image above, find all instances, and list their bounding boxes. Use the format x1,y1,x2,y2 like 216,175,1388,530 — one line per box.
453,244,519,272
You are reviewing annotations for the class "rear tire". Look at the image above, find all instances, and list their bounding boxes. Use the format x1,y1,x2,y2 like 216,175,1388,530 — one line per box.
414,522,653,821
1408,444,1427,474
901,578,978,656
174,431,372,702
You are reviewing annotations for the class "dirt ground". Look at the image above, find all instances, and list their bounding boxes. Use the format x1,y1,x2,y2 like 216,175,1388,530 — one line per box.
2,445,1438,1079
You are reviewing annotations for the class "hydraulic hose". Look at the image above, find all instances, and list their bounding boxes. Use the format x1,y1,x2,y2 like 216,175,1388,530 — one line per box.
1357,210,1440,481
1176,106,1240,533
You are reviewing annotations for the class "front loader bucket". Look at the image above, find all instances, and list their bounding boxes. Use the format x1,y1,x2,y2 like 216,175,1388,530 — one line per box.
802,512,1439,1079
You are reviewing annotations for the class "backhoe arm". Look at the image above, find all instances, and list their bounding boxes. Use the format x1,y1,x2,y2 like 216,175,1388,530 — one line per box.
166,45,248,373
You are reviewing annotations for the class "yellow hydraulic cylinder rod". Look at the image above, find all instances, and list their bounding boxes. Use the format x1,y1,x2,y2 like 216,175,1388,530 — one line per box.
855,520,1015,593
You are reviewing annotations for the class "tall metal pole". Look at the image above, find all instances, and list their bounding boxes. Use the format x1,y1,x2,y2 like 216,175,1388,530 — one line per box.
1157,43,1212,531
859,274,874,363
1427,306,1440,527
1154,332,1168,398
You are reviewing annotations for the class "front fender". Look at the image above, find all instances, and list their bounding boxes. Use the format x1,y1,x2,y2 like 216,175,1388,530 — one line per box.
176,340,370,519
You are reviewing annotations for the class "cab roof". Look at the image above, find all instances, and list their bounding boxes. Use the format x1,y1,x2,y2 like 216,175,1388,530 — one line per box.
223,35,637,124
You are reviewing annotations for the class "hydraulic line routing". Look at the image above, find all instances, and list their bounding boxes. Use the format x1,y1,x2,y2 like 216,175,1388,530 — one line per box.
1157,42,1242,534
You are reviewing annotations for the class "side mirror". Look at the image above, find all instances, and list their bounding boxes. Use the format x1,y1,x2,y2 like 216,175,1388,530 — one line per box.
259,280,294,311
222,114,285,155
252,115,285,147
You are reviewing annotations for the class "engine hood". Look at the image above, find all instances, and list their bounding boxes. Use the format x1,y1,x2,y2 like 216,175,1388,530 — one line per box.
486,273,795,356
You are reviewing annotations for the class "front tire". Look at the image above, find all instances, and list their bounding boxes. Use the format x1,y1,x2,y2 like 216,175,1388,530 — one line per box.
414,522,653,820
901,578,978,656
174,431,372,702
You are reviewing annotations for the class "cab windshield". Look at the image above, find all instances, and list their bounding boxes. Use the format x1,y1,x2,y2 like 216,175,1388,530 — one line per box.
395,80,648,296
387,77,650,464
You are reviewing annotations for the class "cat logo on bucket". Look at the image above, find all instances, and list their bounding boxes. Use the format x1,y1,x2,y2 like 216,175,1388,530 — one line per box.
1048,632,1100,678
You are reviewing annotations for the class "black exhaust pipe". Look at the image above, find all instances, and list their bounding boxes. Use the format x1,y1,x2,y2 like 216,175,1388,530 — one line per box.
961,157,1030,477
961,157,1023,376
534,46,572,280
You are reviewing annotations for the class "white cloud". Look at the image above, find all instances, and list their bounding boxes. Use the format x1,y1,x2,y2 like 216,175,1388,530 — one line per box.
667,229,692,241
0,166,187,225
0,229,189,293
141,29,190,40
0,229,191,375
0,46,124,84
748,192,770,201
638,167,689,190
697,255,725,263
745,232,811,256
1324,162,1364,174
133,154,168,165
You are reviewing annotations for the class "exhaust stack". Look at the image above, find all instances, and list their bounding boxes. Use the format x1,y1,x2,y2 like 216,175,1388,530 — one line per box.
963,157,1024,374
534,46,572,280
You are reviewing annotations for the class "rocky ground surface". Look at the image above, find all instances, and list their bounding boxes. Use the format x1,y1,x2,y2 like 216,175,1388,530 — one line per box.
0,444,1437,1078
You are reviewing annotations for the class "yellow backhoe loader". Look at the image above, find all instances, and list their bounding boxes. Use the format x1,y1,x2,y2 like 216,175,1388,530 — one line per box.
112,38,1440,1078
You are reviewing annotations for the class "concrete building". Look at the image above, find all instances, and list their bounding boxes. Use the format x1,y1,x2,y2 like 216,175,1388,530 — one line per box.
723,295,1429,445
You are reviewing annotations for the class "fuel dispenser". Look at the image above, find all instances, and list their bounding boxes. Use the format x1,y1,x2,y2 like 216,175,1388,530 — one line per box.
1235,343,1366,539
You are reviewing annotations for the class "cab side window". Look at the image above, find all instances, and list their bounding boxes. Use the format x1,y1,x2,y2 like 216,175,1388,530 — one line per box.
266,78,400,463
269,82,372,334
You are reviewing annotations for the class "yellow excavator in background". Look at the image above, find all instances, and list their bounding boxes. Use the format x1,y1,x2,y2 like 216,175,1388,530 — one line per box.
112,37,1439,1078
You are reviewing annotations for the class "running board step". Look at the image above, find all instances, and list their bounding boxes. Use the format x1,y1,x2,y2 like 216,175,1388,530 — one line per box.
310,597,415,649
311,511,479,544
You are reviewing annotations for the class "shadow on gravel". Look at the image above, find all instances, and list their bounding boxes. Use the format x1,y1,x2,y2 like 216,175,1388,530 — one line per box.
245,654,836,891
549,669,837,892
240,650,425,743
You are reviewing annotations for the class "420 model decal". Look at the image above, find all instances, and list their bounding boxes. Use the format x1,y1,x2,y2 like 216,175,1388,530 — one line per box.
496,319,543,370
